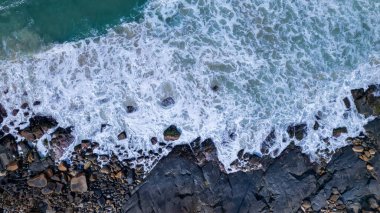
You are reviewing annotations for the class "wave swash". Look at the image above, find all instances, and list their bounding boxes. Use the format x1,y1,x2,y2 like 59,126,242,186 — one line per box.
0,0,380,171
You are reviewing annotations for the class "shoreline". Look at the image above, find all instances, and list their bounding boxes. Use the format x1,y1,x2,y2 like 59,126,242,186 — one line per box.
0,85,379,212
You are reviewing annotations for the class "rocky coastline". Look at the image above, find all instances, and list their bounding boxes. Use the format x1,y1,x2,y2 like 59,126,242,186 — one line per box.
0,85,379,212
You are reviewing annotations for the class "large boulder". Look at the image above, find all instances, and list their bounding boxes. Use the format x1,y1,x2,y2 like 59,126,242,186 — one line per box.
163,125,181,141
351,85,380,117
70,174,88,193
364,118,380,149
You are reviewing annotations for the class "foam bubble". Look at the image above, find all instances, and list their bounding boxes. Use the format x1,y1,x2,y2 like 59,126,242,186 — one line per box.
0,0,379,171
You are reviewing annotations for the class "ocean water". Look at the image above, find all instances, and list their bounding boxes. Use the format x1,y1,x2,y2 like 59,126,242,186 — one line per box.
0,0,147,58
0,0,379,171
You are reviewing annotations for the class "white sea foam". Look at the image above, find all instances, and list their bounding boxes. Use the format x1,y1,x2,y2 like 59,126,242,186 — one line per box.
0,0,379,171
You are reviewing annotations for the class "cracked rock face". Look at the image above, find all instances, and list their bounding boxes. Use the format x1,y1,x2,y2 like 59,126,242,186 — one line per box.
124,139,380,213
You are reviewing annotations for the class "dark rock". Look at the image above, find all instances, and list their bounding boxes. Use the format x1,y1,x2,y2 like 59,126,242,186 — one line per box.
313,121,320,130
161,97,175,108
41,182,56,195
364,118,380,149
343,97,351,109
29,116,58,132
163,125,181,141
27,174,47,188
18,116,58,141
1,125,9,133
29,157,54,174
351,85,380,117
287,123,307,140
0,104,6,124
20,102,29,109
150,137,158,145
54,182,63,194
351,88,365,99
126,106,137,113
50,127,74,160
310,146,371,211
0,104,7,117
11,109,19,116
258,146,317,213
261,129,276,155
124,143,267,212
332,127,348,137
117,131,127,140
211,85,219,91
33,101,41,106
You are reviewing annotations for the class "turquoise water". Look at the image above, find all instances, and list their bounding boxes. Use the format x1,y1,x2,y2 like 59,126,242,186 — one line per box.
0,0,379,171
0,0,147,57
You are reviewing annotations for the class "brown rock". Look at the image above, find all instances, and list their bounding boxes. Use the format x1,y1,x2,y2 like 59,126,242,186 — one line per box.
330,194,340,203
27,174,47,188
352,145,364,153
45,168,54,178
369,148,376,155
19,130,35,141
359,154,370,162
301,200,312,210
27,152,35,163
6,161,18,171
367,163,374,171
70,174,87,193
100,166,110,174
58,162,68,172
115,171,124,179
117,131,127,140
368,198,379,209
332,127,348,137
163,125,181,141
0,170,7,176
83,161,92,170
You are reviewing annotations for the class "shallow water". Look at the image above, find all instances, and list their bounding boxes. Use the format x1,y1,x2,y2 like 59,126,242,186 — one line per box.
0,0,147,57
0,0,379,171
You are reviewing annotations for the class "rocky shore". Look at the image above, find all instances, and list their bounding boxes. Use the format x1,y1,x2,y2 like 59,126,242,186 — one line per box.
0,85,379,212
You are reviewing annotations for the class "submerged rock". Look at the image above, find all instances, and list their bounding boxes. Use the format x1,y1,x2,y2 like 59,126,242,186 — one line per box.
287,123,307,140
50,127,74,160
161,97,175,108
0,103,7,124
126,106,137,113
332,127,347,137
260,129,276,155
163,125,181,141
117,131,127,140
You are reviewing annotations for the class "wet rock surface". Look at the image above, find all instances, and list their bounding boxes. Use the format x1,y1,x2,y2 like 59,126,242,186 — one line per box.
125,137,380,213
0,85,379,212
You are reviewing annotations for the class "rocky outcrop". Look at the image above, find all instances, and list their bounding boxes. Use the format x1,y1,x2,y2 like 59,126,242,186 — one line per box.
364,117,380,149
124,139,380,213
18,116,58,141
351,85,380,117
